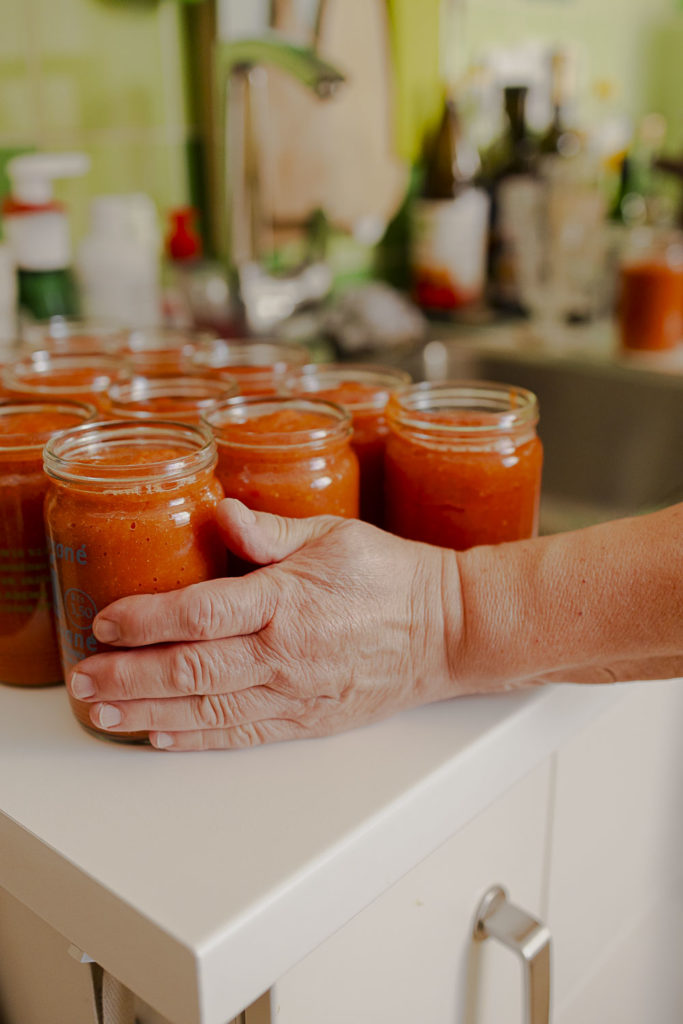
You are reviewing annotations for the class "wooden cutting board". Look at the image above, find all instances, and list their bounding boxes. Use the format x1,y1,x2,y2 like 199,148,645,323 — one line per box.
262,0,408,235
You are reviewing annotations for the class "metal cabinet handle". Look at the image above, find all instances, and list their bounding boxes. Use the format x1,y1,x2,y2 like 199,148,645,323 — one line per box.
473,885,551,1024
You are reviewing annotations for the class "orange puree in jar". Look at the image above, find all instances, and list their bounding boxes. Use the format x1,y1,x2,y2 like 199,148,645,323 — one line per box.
288,364,411,526
385,382,543,550
107,375,238,425
0,401,96,686
120,327,215,378
44,422,225,741
3,353,127,412
203,397,359,519
192,339,309,397
20,318,124,356
618,260,683,352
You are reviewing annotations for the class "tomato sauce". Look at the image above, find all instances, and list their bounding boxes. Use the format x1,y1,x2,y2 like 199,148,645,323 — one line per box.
288,366,411,526
121,327,209,378
44,424,225,739
618,260,683,352
4,354,126,412
0,402,95,686
192,340,309,397
107,376,238,425
204,399,359,519
21,319,124,356
385,383,543,550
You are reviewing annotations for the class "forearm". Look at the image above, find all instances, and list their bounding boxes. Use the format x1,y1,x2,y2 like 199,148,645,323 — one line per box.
452,503,683,689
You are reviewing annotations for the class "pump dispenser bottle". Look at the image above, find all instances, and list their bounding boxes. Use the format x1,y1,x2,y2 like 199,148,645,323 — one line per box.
3,152,90,322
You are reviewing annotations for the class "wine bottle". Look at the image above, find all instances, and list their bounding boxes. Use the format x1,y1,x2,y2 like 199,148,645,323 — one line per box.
486,85,541,313
410,95,490,314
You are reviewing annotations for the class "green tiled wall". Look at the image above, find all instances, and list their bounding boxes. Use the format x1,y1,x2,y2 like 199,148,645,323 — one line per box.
0,0,192,243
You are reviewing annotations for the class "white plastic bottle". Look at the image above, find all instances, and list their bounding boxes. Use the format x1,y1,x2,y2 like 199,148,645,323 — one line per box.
76,194,161,327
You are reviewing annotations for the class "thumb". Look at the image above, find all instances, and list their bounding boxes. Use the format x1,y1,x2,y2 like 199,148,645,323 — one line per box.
216,498,338,565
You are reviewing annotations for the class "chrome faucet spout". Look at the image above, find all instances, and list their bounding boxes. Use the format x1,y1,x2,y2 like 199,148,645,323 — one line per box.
217,34,345,98
214,33,345,333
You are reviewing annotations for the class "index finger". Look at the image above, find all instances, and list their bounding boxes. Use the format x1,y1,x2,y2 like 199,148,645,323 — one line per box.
92,571,279,647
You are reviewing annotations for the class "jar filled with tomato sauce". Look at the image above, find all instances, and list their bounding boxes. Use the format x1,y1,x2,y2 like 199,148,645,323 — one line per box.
3,352,128,413
287,364,411,527
192,339,309,397
107,375,239,426
20,317,124,356
203,396,359,518
617,230,683,352
385,381,543,550
43,421,226,740
121,326,216,377
0,400,96,686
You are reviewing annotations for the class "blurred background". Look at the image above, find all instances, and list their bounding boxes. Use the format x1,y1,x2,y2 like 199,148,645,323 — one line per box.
0,0,682,355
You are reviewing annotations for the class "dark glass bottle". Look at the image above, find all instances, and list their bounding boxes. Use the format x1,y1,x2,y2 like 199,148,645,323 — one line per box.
411,96,489,314
421,98,480,198
486,85,540,312
498,86,536,174
539,51,579,158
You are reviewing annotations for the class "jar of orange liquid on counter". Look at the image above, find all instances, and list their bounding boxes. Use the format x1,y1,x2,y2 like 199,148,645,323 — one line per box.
107,375,238,425
191,339,309,397
0,400,96,687
3,352,128,412
617,230,683,353
20,317,124,356
287,364,411,527
385,381,543,550
120,326,216,377
203,396,359,519
43,420,226,740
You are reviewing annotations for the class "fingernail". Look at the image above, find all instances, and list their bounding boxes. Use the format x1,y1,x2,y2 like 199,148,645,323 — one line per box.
98,704,122,728
94,618,120,643
70,672,95,699
153,733,174,749
234,502,256,525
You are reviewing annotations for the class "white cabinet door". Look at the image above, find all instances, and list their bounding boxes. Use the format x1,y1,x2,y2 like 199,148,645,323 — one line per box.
547,679,683,1024
268,757,554,1024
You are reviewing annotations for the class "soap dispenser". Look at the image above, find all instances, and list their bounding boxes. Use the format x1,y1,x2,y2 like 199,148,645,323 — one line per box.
3,152,90,322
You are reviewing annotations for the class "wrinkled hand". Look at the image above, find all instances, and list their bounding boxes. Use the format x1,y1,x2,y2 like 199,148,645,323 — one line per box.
67,499,466,750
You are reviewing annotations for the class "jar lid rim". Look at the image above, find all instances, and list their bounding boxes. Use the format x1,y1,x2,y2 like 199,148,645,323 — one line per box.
0,400,96,450
288,363,412,411
202,395,353,450
387,379,539,433
43,419,217,484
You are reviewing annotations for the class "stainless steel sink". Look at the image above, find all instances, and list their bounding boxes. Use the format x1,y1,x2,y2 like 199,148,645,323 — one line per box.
394,340,683,534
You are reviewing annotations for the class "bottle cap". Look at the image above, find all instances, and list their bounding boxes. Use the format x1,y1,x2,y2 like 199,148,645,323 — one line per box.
167,207,202,262
6,152,90,206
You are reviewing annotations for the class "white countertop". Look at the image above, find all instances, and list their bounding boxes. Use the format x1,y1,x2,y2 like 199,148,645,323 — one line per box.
0,679,627,1024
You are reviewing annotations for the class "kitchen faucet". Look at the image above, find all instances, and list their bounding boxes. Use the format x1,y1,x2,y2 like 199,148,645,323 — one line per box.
214,35,345,333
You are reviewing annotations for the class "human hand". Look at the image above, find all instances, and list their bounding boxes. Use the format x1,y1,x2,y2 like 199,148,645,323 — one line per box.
67,499,468,750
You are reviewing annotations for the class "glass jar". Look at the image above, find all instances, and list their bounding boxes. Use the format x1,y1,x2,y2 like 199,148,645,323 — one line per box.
20,317,124,356
385,381,543,550
121,326,216,377
617,229,683,352
287,364,412,527
3,352,128,412
192,338,309,396
107,375,239,426
43,421,226,740
203,396,359,518
0,400,96,686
